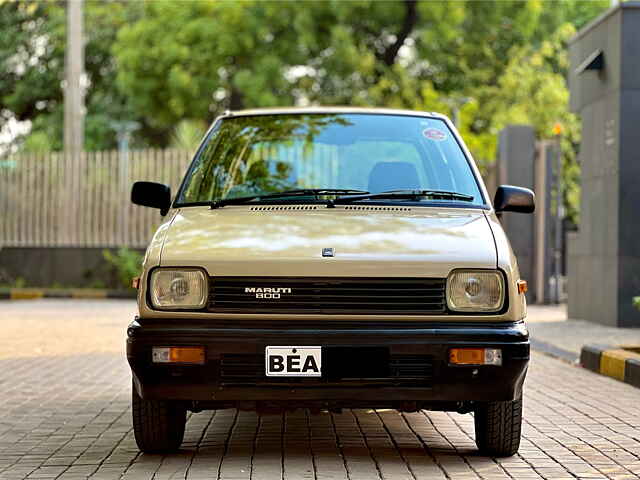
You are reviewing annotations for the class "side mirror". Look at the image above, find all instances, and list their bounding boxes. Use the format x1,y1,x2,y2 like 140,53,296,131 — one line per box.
131,181,171,216
494,185,535,214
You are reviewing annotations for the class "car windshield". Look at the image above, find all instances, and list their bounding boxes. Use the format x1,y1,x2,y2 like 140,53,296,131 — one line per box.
175,113,484,207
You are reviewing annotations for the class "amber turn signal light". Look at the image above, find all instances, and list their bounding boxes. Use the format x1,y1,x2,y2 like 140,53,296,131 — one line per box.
152,346,205,364
517,279,528,294
449,348,502,366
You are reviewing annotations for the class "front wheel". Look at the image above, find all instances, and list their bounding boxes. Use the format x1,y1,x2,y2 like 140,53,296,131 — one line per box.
474,396,522,457
132,381,186,453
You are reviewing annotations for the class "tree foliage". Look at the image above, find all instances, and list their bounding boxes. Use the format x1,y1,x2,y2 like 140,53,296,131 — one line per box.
1,0,610,220
0,0,144,151
114,1,305,129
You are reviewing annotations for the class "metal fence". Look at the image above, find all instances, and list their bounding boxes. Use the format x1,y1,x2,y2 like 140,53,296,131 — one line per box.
0,149,192,248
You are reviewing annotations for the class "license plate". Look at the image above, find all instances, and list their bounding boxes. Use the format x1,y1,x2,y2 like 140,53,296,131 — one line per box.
265,346,321,377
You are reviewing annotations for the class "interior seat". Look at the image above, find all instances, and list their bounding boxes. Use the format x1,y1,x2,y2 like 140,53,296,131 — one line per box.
367,161,421,193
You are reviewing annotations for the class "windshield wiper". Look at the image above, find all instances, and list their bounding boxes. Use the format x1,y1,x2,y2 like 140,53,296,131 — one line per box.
210,189,369,209
331,189,475,205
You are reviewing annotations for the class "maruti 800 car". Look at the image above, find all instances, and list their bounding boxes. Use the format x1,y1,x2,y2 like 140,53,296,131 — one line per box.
128,107,534,456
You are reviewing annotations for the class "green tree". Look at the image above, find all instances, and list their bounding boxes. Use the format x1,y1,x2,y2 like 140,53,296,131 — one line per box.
486,24,583,223
169,119,207,151
0,0,144,151
111,1,608,150
114,0,306,130
3,0,610,202
0,1,62,151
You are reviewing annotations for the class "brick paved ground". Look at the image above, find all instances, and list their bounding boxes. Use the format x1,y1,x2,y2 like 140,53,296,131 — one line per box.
1,300,640,479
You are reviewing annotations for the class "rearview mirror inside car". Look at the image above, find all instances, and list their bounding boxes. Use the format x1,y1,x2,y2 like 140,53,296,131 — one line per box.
131,181,171,216
494,185,535,214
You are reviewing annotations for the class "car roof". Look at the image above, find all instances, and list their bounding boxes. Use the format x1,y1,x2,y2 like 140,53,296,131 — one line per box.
222,106,449,120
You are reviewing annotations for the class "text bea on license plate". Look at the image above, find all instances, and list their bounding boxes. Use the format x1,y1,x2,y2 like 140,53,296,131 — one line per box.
265,346,321,377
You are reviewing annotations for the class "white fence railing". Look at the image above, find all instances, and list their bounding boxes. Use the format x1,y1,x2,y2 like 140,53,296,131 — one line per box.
0,149,192,248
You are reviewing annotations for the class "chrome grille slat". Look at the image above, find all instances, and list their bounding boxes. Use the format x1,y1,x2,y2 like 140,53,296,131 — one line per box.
207,276,446,314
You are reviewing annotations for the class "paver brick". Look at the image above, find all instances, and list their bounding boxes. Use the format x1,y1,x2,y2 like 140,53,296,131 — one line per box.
2,301,640,479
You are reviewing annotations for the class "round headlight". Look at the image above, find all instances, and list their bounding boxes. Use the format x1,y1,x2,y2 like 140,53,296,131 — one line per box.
149,269,207,310
446,270,504,312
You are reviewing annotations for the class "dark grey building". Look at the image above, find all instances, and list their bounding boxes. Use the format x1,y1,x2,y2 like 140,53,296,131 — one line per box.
567,2,640,327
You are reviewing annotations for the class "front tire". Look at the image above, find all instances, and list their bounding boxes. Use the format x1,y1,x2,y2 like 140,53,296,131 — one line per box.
132,381,186,453
474,396,522,457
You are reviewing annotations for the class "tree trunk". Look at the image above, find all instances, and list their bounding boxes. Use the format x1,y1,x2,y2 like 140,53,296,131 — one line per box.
380,0,419,67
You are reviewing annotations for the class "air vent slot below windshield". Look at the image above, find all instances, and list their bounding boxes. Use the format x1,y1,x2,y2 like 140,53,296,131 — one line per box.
247,205,412,212
249,205,319,211
343,206,412,212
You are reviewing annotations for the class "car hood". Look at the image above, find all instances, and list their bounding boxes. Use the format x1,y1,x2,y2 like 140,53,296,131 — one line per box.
159,205,497,277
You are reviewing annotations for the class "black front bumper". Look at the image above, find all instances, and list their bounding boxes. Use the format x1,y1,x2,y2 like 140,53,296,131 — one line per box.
127,319,529,408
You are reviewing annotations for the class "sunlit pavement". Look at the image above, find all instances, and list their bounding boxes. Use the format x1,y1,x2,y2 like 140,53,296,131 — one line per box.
1,300,639,479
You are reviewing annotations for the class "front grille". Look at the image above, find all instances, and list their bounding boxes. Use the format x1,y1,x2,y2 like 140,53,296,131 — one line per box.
219,350,433,387
207,276,446,314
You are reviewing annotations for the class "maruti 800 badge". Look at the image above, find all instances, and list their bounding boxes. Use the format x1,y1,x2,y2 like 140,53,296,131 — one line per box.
244,287,292,299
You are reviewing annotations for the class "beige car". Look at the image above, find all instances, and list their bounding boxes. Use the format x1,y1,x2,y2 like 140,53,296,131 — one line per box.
129,107,534,456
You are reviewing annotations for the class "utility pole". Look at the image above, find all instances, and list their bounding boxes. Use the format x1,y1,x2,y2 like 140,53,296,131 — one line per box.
64,0,84,154
63,0,84,244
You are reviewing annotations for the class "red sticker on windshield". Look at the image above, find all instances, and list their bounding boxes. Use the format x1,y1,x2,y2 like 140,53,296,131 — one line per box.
423,128,447,141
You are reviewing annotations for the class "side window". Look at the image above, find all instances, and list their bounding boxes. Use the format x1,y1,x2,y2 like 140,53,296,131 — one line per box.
417,121,480,198
179,129,224,203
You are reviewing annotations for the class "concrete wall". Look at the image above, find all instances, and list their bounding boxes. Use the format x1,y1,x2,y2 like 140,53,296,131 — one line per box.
0,247,144,288
568,2,640,327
